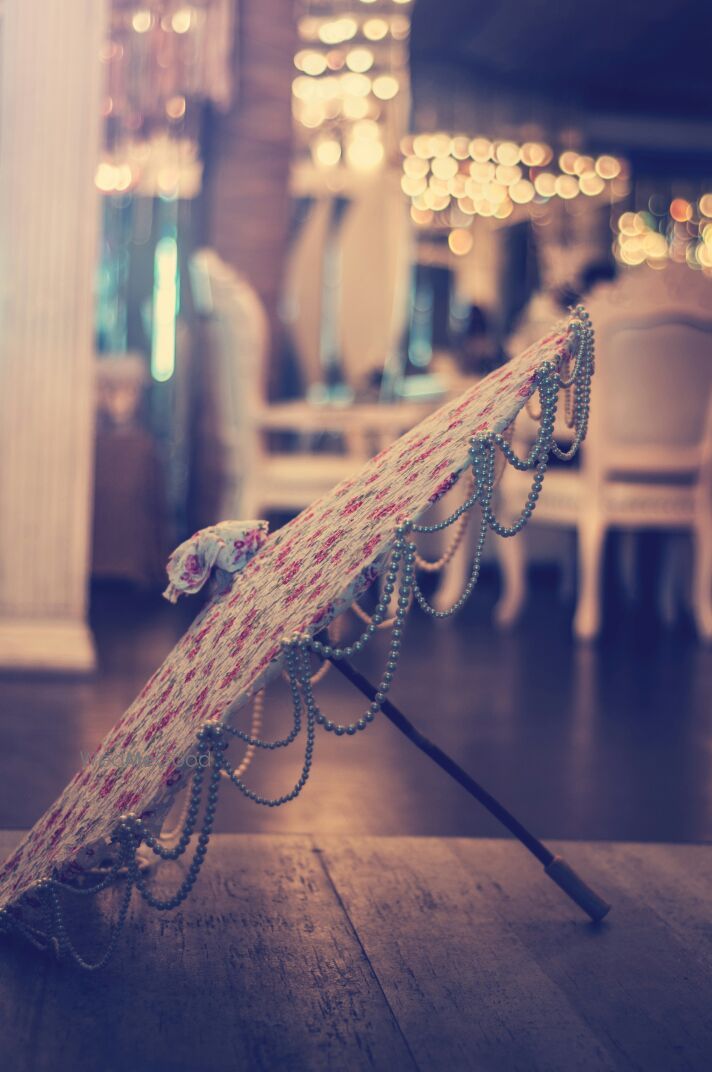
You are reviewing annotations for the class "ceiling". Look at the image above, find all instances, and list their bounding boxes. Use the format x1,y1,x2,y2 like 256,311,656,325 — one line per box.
410,0,712,129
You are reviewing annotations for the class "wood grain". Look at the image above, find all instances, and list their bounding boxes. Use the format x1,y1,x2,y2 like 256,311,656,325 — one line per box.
1,831,712,1072
450,838,712,1072
0,832,415,1072
315,836,617,1072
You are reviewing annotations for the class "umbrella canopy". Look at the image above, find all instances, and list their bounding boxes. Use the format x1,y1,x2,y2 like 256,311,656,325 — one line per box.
0,308,593,961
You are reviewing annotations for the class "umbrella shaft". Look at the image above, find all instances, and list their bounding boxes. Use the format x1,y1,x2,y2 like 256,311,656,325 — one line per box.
329,656,553,867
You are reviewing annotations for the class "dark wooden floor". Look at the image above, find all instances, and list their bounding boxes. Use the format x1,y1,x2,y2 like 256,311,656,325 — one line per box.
0,572,710,844
1,830,711,1072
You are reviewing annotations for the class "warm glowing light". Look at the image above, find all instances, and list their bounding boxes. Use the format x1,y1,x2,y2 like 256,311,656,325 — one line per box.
534,173,556,197
699,193,712,217
469,137,492,162
318,17,357,44
299,103,327,128
132,10,152,33
595,155,621,179
342,72,371,97
448,229,473,255
402,131,625,217
413,134,431,159
520,142,548,166
112,165,131,192
469,161,494,182
347,138,384,171
363,18,388,40
495,164,521,186
618,212,639,236
449,174,467,198
429,133,451,158
697,244,711,267
292,76,317,101
157,167,180,197
428,177,448,196
571,155,592,176
559,151,579,175
403,156,429,178
642,232,668,259
352,119,379,139
372,75,399,100
670,198,692,223
579,173,605,197
555,174,579,199
343,97,369,119
427,192,450,211
431,156,458,180
483,181,507,204
95,162,117,192
166,95,186,120
314,139,341,167
171,7,192,34
298,16,320,40
390,15,410,39
346,48,374,73
495,141,520,166
458,196,476,215
295,50,327,76
326,50,345,71
410,206,433,226
451,136,470,160
510,179,535,204
151,236,179,382
401,174,427,197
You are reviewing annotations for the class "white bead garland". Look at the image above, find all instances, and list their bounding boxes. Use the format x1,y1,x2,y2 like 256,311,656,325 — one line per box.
0,308,594,968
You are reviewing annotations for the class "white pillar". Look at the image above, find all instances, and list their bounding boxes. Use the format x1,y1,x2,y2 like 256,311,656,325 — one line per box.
0,1,107,671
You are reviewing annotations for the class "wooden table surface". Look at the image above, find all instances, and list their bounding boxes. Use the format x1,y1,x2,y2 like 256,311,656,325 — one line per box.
1,831,710,1072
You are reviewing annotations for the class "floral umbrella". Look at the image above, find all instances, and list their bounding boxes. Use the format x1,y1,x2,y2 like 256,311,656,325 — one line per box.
0,307,606,968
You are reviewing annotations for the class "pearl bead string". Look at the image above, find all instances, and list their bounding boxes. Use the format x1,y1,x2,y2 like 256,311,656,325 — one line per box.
0,307,594,968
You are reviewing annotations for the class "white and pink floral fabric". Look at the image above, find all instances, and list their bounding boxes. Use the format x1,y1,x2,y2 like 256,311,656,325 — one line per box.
0,324,573,910
163,520,269,603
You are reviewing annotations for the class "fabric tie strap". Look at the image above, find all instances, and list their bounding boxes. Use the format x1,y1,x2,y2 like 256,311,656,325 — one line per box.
163,520,269,603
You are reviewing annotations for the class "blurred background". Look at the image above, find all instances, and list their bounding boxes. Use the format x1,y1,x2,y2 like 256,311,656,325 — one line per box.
0,0,710,845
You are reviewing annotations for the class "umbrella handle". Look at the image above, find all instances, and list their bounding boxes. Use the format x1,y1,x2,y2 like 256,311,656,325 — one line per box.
329,656,610,924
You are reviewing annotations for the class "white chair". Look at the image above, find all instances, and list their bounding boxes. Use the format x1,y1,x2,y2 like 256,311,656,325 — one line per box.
190,249,439,523
190,249,362,520
494,264,712,640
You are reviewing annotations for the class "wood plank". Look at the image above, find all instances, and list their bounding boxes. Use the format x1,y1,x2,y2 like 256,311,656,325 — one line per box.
315,834,619,1072
3,832,712,1072
450,838,712,1072
572,841,712,974
0,832,416,1072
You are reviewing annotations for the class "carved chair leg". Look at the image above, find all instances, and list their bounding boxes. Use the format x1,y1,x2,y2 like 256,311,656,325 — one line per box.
574,517,605,641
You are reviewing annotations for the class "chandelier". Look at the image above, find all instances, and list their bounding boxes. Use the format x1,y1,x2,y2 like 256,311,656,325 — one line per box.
400,131,629,251
292,0,412,183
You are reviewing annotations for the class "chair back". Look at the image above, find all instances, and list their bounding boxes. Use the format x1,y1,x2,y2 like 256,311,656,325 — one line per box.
586,267,712,476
